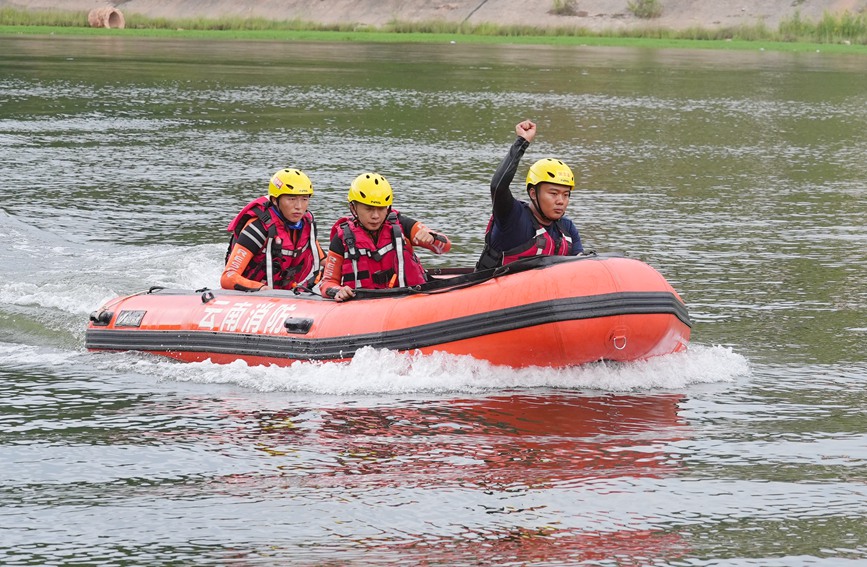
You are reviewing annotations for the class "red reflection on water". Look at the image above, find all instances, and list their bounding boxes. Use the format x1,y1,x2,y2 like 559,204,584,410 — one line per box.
384,526,686,566
249,393,687,488
219,394,690,564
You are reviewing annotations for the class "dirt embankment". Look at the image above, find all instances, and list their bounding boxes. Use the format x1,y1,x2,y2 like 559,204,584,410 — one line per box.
3,0,866,31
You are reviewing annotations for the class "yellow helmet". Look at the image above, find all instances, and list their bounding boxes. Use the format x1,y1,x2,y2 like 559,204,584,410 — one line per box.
526,158,575,190
347,173,393,207
268,168,313,198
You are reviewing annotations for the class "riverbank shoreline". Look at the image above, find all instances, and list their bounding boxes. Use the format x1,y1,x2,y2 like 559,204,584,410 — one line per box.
2,0,866,33
3,0,867,55
3,24,867,56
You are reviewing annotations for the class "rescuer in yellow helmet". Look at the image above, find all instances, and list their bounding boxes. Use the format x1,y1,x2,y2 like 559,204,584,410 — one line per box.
475,120,586,271
319,172,452,302
222,168,324,291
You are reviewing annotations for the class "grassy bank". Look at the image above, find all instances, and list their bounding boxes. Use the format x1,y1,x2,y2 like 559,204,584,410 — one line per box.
2,7,867,55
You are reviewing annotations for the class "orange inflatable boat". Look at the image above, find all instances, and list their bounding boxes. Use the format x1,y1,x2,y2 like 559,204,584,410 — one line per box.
85,254,691,368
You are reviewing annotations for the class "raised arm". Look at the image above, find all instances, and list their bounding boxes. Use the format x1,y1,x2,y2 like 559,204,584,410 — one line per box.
491,120,536,222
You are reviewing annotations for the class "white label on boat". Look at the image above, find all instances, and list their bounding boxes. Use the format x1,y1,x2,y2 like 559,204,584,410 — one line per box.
197,300,296,334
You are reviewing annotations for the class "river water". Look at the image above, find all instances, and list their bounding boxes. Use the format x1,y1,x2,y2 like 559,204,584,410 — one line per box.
1,35,865,565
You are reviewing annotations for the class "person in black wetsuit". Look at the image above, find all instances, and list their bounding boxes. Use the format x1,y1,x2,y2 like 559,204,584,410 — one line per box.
475,120,585,271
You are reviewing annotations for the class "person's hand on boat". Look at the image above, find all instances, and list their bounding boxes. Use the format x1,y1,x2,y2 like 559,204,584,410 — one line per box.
516,120,537,143
332,286,356,302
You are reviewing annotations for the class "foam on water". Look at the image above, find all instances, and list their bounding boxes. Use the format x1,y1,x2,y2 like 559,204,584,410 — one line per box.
0,244,223,314
100,343,748,395
0,342,86,370
0,210,224,319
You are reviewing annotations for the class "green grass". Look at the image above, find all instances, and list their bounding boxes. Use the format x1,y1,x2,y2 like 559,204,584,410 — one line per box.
2,7,867,55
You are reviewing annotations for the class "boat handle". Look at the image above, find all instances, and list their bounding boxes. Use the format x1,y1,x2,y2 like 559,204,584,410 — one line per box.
89,310,113,326
201,291,215,304
613,335,627,350
284,317,313,334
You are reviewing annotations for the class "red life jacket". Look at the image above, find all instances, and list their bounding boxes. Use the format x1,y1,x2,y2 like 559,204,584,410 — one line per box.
226,196,320,289
330,210,427,289
476,202,572,270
